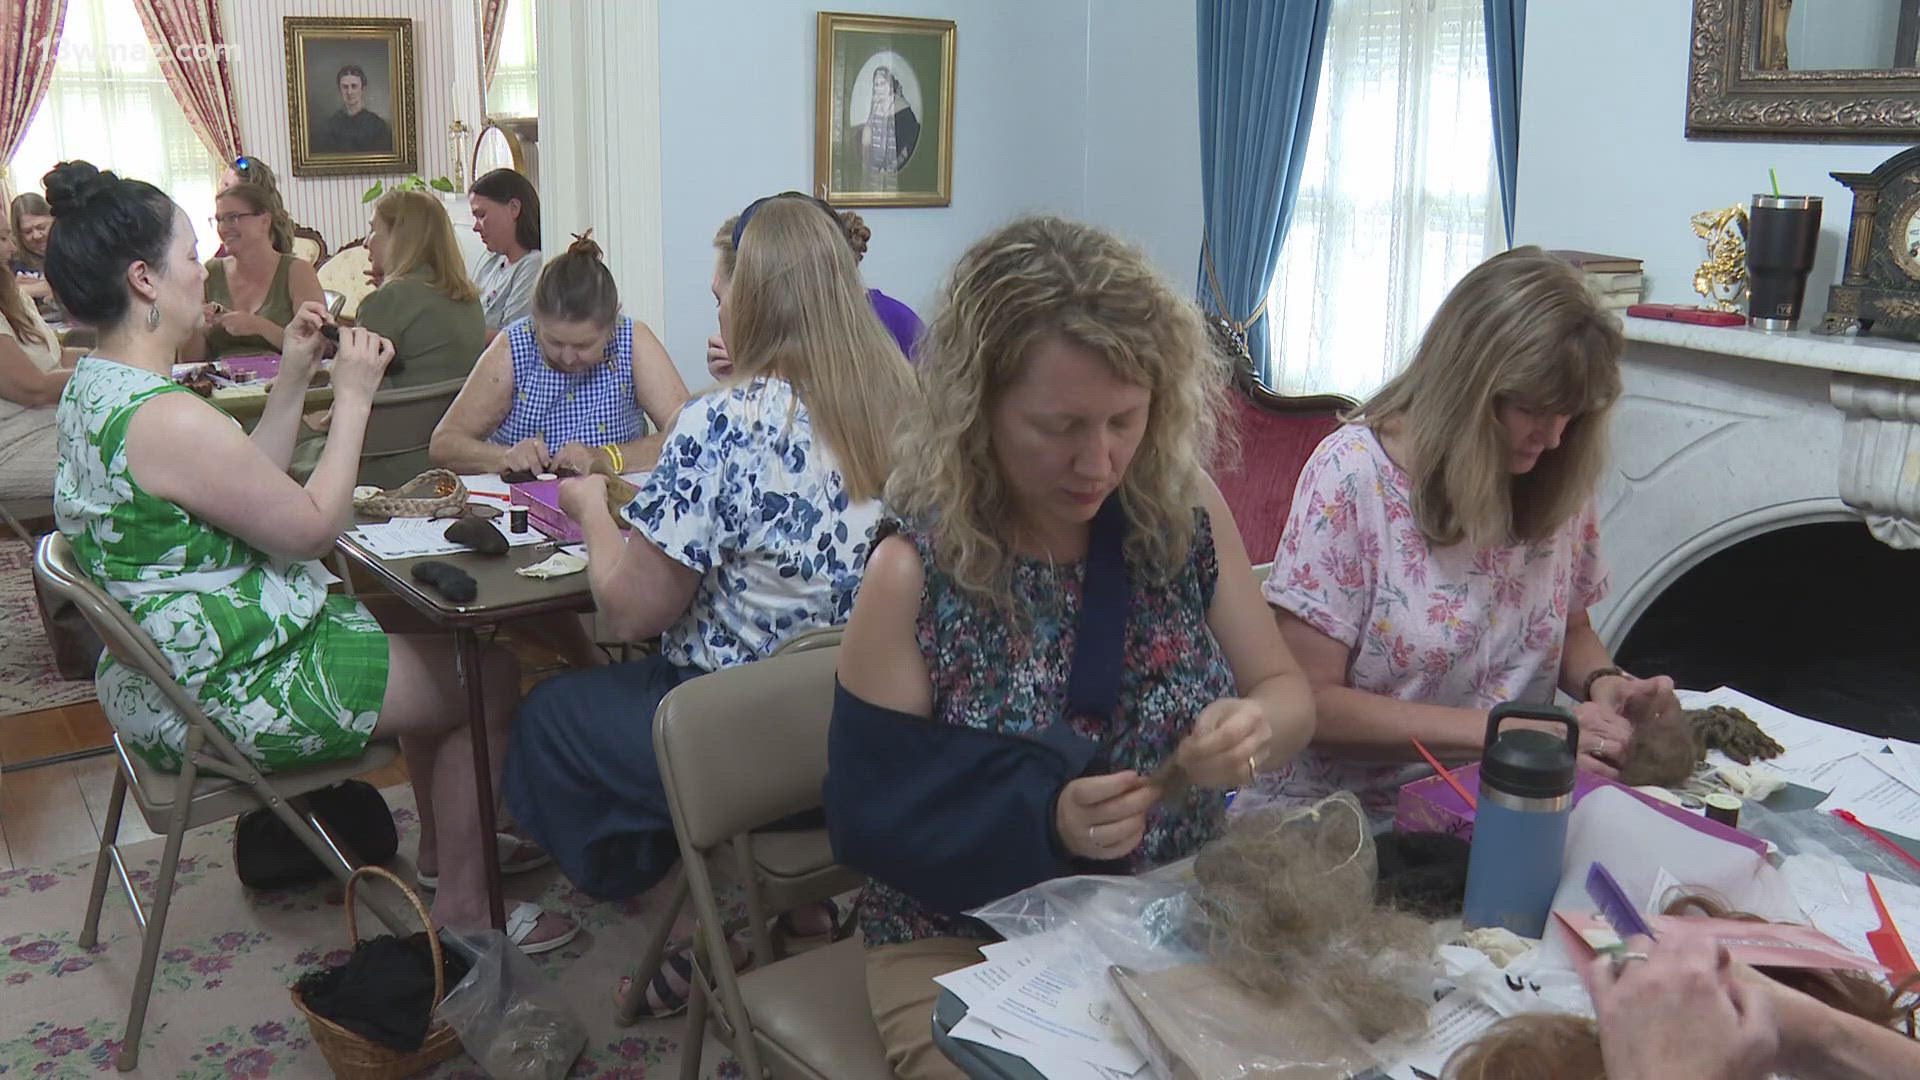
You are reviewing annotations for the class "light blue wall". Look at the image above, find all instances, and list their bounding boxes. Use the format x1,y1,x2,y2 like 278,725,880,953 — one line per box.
655,0,1203,387
1513,0,1893,314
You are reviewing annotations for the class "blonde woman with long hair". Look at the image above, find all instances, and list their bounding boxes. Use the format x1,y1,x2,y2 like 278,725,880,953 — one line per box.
357,189,486,386
504,193,913,978
1262,246,1677,813
825,216,1314,1079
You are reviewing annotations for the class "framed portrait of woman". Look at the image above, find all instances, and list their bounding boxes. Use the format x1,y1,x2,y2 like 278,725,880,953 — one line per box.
814,12,955,208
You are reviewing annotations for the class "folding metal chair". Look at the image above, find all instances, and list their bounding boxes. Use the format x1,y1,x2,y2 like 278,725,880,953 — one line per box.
33,533,406,1070
613,627,858,1026
652,643,892,1079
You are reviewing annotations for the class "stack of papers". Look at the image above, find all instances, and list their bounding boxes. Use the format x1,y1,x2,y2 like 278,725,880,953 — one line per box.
934,936,1147,1080
346,517,547,560
1676,686,1920,841
1784,855,1920,967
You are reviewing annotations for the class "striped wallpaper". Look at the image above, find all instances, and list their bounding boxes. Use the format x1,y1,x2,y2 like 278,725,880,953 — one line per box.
220,0,486,253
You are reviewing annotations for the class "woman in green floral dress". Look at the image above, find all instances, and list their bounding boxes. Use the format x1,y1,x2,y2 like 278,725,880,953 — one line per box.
42,160,574,952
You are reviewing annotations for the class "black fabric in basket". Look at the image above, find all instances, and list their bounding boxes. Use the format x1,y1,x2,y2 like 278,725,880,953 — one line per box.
293,932,469,1051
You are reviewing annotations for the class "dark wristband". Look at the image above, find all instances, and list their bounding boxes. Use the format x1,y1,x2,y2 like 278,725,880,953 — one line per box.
1581,666,1627,703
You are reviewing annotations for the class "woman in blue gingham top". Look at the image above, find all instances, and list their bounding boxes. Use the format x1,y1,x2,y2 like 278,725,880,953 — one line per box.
430,233,689,476
490,312,641,448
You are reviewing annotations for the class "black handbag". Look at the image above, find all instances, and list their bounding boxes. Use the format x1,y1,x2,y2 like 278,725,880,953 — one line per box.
233,780,399,890
826,496,1134,914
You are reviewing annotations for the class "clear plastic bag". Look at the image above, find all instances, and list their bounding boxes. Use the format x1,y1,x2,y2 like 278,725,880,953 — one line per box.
970,793,1424,1079
434,929,586,1080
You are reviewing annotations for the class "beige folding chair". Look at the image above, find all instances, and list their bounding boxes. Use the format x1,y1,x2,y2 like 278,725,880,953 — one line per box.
33,533,406,1071
357,376,469,490
652,643,892,1080
614,627,858,1026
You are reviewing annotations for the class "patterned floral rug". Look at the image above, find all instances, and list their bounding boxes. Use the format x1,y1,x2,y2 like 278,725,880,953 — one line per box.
0,787,740,1078
0,537,96,719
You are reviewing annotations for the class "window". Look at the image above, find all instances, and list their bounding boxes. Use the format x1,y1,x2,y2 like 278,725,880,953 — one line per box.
486,0,539,118
10,0,224,259
1264,0,1502,400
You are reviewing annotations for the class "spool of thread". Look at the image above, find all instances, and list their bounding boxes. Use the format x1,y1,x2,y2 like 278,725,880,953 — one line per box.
510,506,529,534
1704,793,1741,828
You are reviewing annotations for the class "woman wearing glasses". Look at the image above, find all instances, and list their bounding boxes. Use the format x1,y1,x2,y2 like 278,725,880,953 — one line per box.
186,184,323,360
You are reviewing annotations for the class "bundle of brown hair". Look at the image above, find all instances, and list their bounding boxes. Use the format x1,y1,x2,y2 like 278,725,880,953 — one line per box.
1616,700,1788,788
1442,893,1919,1078
1190,795,1433,1041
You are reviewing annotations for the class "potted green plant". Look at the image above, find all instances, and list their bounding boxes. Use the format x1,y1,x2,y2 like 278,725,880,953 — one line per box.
361,174,458,202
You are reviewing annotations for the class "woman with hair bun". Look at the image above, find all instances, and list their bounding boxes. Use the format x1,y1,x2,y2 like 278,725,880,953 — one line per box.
45,160,575,953
430,231,688,477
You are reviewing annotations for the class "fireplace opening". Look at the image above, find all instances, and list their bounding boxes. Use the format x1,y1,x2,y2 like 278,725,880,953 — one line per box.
1613,521,1920,742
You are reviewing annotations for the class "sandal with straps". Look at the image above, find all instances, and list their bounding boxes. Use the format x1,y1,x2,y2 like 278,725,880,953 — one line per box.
615,932,752,1020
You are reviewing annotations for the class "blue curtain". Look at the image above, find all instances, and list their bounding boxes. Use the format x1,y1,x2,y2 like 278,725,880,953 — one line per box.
1196,0,1334,375
1483,0,1525,245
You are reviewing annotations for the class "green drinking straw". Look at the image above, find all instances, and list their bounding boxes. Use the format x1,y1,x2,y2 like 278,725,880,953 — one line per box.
1770,168,1781,196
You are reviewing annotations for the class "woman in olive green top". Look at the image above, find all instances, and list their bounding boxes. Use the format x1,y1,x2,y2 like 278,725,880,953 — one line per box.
291,190,485,483
191,185,323,359
357,190,487,387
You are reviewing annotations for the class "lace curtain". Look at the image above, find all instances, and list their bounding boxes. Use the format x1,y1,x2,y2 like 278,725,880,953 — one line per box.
1264,0,1502,401
12,0,221,254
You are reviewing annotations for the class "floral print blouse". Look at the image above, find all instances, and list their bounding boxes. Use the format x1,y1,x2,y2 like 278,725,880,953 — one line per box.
1260,424,1608,811
624,377,881,672
855,509,1247,947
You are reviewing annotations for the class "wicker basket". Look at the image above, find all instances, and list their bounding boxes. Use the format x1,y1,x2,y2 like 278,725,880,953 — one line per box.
291,865,463,1079
353,470,468,519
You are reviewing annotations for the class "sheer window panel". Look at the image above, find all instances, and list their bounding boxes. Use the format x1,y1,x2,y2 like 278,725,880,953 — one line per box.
1265,0,1502,401
486,0,538,118
10,0,224,261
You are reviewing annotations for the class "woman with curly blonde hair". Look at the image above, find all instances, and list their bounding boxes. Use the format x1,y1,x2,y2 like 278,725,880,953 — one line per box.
1262,246,1678,814
826,215,1314,1079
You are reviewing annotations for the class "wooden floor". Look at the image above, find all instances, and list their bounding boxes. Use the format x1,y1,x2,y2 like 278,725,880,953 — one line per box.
0,618,586,870
0,697,409,870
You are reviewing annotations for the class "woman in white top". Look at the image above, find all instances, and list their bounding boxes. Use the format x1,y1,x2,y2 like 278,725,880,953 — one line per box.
0,252,82,500
468,169,542,340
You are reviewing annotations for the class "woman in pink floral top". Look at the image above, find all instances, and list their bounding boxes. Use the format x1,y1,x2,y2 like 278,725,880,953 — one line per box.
1262,247,1677,812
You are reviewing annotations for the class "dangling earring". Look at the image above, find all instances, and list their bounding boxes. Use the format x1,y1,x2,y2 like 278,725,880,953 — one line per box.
147,304,160,331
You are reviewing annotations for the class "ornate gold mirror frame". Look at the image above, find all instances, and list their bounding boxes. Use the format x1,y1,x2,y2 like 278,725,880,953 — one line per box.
1687,0,1920,142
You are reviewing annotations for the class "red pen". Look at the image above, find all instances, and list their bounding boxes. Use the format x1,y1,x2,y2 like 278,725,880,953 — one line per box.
1832,808,1920,875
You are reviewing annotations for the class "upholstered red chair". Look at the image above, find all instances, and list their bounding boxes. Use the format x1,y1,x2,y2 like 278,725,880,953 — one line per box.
1213,360,1354,568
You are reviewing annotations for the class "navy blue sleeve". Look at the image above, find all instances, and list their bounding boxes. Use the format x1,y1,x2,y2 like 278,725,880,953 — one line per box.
824,681,1097,914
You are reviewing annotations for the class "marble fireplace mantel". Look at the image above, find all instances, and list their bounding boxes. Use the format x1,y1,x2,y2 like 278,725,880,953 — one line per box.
1594,317,1920,648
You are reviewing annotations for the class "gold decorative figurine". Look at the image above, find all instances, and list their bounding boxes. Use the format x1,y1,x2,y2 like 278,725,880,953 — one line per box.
449,119,470,191
1691,204,1750,311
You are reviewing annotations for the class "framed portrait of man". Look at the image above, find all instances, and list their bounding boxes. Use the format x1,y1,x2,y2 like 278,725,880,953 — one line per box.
284,17,418,177
815,12,955,208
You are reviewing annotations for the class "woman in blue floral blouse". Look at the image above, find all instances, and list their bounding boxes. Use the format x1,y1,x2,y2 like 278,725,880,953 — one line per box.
502,194,914,958
826,216,1317,1079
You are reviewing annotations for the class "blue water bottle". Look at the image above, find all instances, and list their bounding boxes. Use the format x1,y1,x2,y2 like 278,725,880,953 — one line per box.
1462,703,1579,938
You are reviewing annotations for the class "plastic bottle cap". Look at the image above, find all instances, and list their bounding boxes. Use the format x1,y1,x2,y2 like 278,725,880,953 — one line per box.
1481,728,1578,799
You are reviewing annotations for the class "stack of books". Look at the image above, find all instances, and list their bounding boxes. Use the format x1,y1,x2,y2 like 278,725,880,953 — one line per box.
1548,250,1644,313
